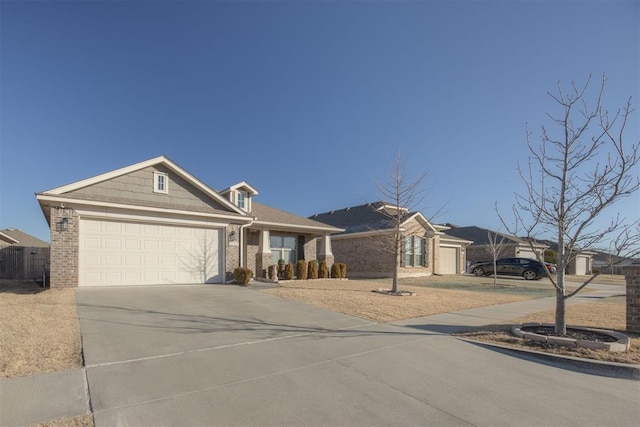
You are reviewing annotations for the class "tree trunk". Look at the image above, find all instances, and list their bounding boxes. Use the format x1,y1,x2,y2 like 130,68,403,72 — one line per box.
392,237,400,293
555,291,567,335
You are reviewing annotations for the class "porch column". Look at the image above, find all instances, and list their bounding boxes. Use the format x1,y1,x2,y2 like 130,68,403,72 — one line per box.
318,234,334,267
255,229,273,278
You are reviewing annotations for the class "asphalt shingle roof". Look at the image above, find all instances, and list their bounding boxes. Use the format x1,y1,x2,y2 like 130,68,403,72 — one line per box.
443,226,523,246
310,202,411,235
0,229,49,247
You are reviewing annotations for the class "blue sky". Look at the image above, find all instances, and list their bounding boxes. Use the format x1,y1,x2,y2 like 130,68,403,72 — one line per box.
1,0,638,243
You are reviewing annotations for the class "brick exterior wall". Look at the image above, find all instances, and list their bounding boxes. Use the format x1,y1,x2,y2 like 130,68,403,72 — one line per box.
225,224,242,282
332,233,434,278
625,266,640,333
49,207,79,288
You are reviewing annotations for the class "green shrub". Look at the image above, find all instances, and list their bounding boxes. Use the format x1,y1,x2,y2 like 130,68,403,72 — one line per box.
337,263,347,278
319,261,328,279
296,260,307,280
307,260,318,279
283,263,294,280
267,265,277,281
233,267,253,285
331,263,340,278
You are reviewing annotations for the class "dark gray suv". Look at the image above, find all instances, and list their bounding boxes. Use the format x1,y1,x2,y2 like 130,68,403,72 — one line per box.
469,257,547,280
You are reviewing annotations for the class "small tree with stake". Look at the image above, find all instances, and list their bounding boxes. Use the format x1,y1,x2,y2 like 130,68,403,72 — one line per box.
501,74,640,334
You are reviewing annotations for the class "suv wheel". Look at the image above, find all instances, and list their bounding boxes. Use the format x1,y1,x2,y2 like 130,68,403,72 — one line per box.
522,270,538,280
472,267,485,276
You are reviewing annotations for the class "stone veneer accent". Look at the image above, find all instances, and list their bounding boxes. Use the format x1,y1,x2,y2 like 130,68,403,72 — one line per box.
49,207,79,288
625,266,640,333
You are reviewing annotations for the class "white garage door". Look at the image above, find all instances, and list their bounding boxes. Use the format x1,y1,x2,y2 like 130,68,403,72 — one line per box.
518,248,536,259
575,256,587,275
439,246,459,274
79,219,222,286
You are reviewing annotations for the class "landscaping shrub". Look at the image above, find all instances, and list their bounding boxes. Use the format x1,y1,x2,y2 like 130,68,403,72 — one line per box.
268,265,277,281
233,267,253,285
296,260,307,280
337,263,347,278
283,263,294,280
319,261,328,279
331,263,340,278
307,260,318,279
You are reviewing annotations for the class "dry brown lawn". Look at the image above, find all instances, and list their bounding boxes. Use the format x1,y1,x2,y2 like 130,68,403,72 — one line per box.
264,279,532,322
29,415,94,427
0,280,83,379
264,277,637,364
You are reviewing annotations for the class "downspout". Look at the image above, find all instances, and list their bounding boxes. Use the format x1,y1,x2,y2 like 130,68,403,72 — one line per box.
238,219,254,267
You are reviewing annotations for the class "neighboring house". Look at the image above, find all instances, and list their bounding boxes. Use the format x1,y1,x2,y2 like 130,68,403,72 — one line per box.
36,156,341,288
442,225,547,267
310,202,471,278
517,237,595,275
529,238,595,275
0,228,50,281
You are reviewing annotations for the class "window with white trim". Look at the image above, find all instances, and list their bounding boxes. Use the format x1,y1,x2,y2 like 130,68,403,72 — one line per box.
237,190,247,210
154,172,169,194
403,236,425,267
270,236,296,264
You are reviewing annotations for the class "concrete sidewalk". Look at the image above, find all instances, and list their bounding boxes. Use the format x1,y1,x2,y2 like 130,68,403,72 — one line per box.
0,369,90,427
0,284,629,427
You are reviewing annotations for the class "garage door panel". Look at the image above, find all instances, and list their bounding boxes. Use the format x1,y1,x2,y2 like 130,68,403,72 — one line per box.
79,219,222,286
439,247,458,274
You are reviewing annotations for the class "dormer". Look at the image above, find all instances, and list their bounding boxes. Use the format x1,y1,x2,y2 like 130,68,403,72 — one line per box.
221,181,258,213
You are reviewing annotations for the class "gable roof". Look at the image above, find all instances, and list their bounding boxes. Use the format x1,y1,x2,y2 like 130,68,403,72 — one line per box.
38,155,246,215
310,202,439,235
443,225,545,247
0,229,49,247
221,181,259,197
35,156,341,234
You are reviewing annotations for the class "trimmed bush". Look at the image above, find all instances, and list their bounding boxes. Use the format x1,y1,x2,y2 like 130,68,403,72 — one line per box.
296,260,307,280
331,263,340,279
233,267,253,285
268,265,277,281
319,261,328,279
307,260,318,279
283,263,294,280
337,263,347,278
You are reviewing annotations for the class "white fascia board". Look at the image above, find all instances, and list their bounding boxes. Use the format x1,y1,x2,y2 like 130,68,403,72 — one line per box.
42,156,169,194
440,237,473,245
223,181,259,196
40,156,246,216
251,220,343,234
0,231,19,244
401,212,438,233
36,194,253,223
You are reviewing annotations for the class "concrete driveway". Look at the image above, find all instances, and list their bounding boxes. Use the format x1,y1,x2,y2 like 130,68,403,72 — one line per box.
76,284,639,426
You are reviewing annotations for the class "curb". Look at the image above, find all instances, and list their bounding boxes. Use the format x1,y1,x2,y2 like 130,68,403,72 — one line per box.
458,337,640,381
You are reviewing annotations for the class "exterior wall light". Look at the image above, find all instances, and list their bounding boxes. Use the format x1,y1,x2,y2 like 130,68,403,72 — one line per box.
61,217,69,231
229,230,236,242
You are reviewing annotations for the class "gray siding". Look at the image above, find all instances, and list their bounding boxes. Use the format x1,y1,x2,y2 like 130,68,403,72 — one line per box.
68,166,231,213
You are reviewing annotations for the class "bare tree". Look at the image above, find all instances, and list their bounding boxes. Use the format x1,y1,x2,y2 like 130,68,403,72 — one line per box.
502,74,640,334
484,231,508,286
375,155,427,293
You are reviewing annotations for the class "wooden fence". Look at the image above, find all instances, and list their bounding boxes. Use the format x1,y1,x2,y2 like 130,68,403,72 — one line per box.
0,246,50,281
